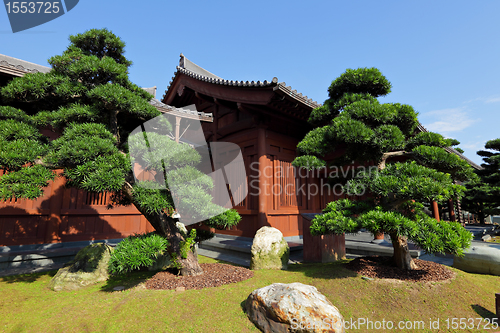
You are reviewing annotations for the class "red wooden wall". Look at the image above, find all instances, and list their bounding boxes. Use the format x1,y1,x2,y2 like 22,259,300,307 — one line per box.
0,170,153,246
215,128,350,238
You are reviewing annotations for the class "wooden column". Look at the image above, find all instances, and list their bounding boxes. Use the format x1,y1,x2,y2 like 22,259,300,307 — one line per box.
210,103,218,235
44,172,65,243
431,201,440,221
257,127,269,228
175,116,181,143
448,199,456,222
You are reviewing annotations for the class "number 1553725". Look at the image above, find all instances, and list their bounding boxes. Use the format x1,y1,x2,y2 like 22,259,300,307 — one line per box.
5,2,61,14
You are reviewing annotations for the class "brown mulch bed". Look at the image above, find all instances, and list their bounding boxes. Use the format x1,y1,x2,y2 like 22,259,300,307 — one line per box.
145,263,253,290
345,256,455,282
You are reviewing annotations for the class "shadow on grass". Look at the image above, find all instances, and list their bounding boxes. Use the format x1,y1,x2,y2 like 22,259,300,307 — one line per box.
287,260,358,280
240,300,247,314
0,269,57,284
472,304,497,319
100,270,158,292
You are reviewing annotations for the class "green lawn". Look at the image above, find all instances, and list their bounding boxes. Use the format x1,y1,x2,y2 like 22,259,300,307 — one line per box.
1,256,499,332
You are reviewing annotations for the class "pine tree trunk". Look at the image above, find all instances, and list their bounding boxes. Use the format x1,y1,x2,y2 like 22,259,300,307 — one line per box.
131,204,203,276
390,232,418,270
177,247,204,276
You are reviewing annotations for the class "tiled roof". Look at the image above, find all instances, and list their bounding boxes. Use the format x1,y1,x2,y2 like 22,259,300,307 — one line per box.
143,86,157,98
169,54,320,108
274,83,321,109
0,54,50,75
149,98,213,122
175,64,276,87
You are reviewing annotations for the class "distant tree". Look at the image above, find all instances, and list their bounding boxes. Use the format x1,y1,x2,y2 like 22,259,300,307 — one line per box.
0,29,240,276
293,68,475,270
462,139,500,222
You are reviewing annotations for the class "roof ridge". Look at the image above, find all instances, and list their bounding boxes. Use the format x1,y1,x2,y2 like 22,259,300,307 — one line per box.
174,65,277,87
179,54,222,80
165,54,320,110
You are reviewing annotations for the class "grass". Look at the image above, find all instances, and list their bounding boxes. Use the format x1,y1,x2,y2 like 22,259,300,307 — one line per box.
1,256,500,332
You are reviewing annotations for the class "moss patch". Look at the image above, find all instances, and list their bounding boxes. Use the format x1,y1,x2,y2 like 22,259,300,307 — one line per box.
47,243,113,291
250,238,289,270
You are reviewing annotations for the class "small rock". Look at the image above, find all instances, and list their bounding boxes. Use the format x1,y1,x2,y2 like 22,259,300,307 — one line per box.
175,286,185,292
482,234,492,242
48,243,113,292
246,282,344,332
250,227,289,270
113,286,125,291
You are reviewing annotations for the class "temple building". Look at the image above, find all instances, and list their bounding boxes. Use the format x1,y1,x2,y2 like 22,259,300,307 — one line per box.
160,54,482,238
161,54,330,238
0,53,482,248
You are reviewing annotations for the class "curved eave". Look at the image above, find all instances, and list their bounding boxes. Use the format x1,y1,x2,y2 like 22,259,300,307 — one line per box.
274,83,320,110
162,60,319,116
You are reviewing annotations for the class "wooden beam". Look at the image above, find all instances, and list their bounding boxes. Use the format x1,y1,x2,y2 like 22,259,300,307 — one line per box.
242,102,309,124
217,118,254,137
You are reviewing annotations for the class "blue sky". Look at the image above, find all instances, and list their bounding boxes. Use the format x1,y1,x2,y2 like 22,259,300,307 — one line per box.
1,0,499,165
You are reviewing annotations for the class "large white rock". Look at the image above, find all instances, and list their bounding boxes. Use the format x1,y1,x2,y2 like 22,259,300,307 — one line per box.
250,226,289,270
453,244,500,276
246,282,345,333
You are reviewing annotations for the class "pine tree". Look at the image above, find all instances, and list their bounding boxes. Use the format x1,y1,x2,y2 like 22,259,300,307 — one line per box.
0,29,240,276
462,139,500,222
293,68,475,270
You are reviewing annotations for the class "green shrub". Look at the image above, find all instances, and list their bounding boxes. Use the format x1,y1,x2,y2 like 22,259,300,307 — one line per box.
108,232,169,275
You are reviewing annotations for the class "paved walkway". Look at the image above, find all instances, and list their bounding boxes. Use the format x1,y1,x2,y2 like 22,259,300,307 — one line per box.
0,225,497,277
0,263,65,278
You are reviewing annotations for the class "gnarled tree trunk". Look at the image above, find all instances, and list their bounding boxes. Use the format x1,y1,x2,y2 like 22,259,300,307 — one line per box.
390,232,418,270
123,183,203,276
144,209,203,276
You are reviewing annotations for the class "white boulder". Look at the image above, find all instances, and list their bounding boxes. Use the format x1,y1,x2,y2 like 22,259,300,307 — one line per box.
250,227,289,270
245,282,345,333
